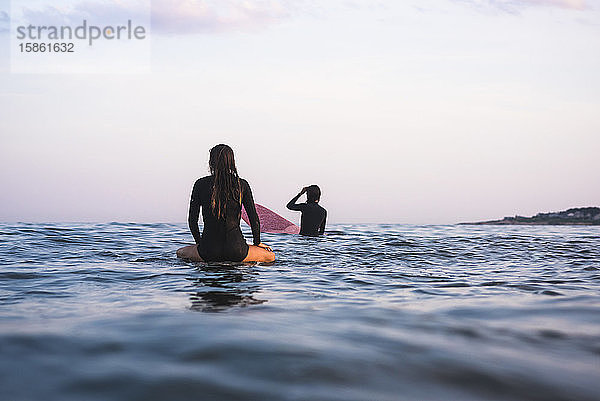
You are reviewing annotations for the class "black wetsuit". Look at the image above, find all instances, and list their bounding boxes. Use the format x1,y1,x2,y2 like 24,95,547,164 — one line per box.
188,176,260,262
286,195,327,236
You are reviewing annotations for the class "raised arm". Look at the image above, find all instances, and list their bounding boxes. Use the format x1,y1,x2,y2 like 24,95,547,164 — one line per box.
319,210,327,234
188,180,202,244
241,180,261,245
286,187,307,211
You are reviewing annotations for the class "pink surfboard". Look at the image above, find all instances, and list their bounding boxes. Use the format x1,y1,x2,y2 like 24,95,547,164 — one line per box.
242,204,300,234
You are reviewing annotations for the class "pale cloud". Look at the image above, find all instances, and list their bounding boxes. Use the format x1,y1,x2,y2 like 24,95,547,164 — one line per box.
519,0,586,8
12,0,299,35
545,0,585,8
11,0,388,36
7,0,592,39
454,0,588,12
13,1,149,27
151,0,294,34
133,0,594,34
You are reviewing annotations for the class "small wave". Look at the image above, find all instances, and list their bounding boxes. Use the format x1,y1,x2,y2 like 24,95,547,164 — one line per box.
0,272,47,280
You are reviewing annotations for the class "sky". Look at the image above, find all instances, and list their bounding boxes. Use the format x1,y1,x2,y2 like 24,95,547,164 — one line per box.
0,0,599,224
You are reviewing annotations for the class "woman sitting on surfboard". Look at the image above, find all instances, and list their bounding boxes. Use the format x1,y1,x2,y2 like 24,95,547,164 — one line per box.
287,185,327,236
176,144,275,263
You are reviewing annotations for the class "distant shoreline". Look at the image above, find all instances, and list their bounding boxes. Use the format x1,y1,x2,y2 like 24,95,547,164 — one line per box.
460,221,600,226
461,207,600,226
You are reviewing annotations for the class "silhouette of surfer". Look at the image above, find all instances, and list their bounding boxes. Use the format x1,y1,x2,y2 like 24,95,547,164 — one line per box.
177,144,275,263
286,185,327,236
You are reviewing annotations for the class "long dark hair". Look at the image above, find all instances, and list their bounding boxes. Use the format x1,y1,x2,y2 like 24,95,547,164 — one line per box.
209,144,241,219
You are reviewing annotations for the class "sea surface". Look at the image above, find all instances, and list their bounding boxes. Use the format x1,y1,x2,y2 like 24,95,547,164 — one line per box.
0,223,599,401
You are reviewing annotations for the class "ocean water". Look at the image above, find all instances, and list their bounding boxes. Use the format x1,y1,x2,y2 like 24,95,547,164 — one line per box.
0,223,599,401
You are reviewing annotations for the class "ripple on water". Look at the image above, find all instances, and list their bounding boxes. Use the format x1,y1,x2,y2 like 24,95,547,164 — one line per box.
0,223,599,401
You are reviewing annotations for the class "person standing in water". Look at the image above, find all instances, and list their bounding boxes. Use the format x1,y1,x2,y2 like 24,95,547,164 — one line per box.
286,185,327,236
177,144,275,263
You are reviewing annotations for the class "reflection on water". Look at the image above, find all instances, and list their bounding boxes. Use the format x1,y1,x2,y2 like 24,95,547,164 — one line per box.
187,264,266,312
